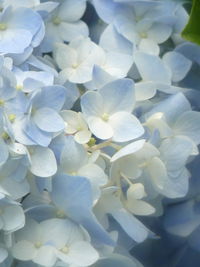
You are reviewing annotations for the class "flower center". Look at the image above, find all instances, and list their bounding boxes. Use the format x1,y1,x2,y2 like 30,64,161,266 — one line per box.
56,210,66,218
0,99,4,106
72,63,79,69
8,114,16,123
1,132,9,140
16,84,23,91
0,23,7,31
140,32,148,39
52,17,61,26
101,113,109,121
61,246,69,254
34,242,42,248
70,171,77,176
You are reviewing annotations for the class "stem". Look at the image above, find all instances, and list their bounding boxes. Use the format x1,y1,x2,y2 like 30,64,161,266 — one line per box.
120,172,133,186
87,140,112,151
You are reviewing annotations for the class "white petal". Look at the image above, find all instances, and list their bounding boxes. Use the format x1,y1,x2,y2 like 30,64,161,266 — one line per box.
103,52,133,77
147,157,167,190
109,112,144,142
2,205,25,232
135,81,157,101
139,38,159,55
57,241,99,266
12,240,36,261
30,147,57,177
126,199,155,216
74,130,91,144
59,21,89,42
60,136,88,173
148,23,172,44
54,43,77,70
111,139,145,162
58,0,86,22
99,24,133,55
61,110,80,134
78,163,107,186
127,183,146,200
87,116,113,140
40,219,68,248
33,246,57,266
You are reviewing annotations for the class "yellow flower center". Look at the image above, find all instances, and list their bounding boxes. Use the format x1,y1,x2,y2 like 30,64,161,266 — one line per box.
0,23,7,31
34,242,42,248
70,171,77,176
72,63,79,69
140,32,148,39
8,114,16,123
1,132,9,140
0,99,5,106
61,246,69,254
56,210,66,218
16,84,23,91
101,113,109,121
52,16,61,25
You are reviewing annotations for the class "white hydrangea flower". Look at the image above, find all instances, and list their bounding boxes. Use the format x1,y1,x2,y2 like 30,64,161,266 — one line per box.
12,218,99,267
81,79,144,142
61,110,91,144
41,0,89,52
125,183,155,216
54,38,105,84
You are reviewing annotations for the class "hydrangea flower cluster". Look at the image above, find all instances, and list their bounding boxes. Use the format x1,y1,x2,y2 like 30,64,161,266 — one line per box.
0,0,199,266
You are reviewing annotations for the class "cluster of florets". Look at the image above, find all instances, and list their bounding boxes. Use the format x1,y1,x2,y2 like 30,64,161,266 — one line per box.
0,0,199,266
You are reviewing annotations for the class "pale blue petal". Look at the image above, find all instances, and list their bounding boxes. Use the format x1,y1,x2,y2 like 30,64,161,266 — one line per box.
99,79,135,114
164,200,200,237
100,24,133,54
134,51,171,84
81,91,103,117
51,175,115,246
163,51,192,82
24,119,52,147
145,93,191,124
174,111,200,145
32,85,66,111
33,107,64,132
85,65,115,90
95,253,142,267
0,29,32,54
111,208,148,243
